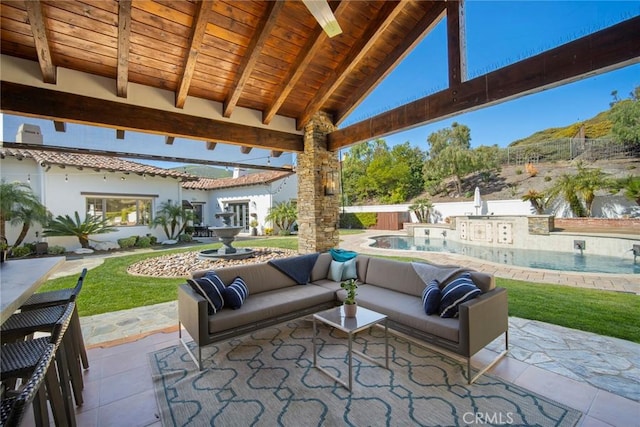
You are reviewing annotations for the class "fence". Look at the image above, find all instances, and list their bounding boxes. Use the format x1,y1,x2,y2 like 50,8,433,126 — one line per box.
500,139,638,166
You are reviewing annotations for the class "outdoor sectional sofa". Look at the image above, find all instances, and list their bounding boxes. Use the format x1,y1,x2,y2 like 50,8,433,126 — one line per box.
178,252,508,383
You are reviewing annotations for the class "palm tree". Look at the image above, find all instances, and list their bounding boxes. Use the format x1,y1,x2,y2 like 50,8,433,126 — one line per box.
521,190,547,215
44,211,116,248
151,201,195,240
0,180,43,244
613,175,640,205
546,173,586,217
408,198,433,223
265,200,297,235
574,164,610,217
9,204,52,247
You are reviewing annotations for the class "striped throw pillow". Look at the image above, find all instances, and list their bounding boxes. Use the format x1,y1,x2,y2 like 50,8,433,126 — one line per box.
439,273,481,318
187,272,226,315
224,276,249,309
421,280,441,315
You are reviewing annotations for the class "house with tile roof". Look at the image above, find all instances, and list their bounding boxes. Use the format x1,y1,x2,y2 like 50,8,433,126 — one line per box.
1,139,297,249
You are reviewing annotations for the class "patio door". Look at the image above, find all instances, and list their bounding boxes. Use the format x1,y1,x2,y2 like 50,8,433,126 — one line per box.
227,202,249,232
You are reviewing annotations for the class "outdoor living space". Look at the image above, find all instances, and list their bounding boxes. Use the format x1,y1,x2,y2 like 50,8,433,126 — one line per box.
28,231,637,427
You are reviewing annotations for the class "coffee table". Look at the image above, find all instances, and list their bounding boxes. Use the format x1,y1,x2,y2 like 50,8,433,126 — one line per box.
312,305,389,390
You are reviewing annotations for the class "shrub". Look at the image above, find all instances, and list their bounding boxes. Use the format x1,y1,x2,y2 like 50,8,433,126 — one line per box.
148,235,158,245
9,245,32,258
48,245,66,255
264,227,274,236
544,176,552,182
339,212,378,229
118,236,137,249
515,168,523,175
135,236,151,248
178,233,193,242
525,163,538,177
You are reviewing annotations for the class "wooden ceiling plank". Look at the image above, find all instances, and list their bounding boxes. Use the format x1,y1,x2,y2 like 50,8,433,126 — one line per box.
176,0,213,109
447,0,467,87
262,2,350,125
0,81,304,153
24,0,56,83
117,0,132,98
334,3,446,124
328,16,640,150
223,1,285,118
297,0,406,129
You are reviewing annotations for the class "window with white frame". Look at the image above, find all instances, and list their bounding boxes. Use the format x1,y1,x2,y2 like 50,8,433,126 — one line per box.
85,196,153,226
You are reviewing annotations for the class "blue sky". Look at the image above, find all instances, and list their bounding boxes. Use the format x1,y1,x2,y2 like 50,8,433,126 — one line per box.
2,1,639,166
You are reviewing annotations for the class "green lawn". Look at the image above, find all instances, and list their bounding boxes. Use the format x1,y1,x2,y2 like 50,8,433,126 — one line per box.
40,236,640,344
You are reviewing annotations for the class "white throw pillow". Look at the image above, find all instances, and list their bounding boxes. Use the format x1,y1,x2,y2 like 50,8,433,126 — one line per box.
328,260,344,281
341,258,357,280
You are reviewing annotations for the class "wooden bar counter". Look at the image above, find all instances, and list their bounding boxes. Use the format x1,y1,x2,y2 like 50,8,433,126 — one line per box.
0,256,65,324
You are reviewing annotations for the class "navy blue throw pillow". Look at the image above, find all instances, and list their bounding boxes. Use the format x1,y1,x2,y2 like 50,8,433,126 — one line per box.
224,276,249,309
187,272,226,315
421,280,441,315
439,273,481,318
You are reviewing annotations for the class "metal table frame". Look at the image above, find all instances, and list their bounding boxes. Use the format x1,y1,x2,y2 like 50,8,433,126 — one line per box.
312,305,389,391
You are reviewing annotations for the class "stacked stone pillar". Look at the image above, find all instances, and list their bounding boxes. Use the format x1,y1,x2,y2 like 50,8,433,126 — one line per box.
297,112,340,254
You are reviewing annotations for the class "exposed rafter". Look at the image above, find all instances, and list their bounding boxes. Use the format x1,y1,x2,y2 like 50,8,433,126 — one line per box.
206,141,217,150
176,0,213,109
117,0,132,98
223,1,284,118
240,146,252,154
24,0,55,84
297,1,406,129
165,136,175,145
0,82,304,153
262,1,349,125
334,3,446,125
447,0,467,87
116,129,125,140
328,16,640,150
53,121,66,132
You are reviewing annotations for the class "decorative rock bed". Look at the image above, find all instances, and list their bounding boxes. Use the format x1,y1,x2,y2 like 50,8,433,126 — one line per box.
127,247,298,278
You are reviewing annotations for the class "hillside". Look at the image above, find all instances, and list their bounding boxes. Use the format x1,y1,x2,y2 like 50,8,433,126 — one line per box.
510,110,612,146
170,165,231,178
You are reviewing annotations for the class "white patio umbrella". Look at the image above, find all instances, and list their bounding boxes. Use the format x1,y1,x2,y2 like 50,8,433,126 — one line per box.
473,186,482,215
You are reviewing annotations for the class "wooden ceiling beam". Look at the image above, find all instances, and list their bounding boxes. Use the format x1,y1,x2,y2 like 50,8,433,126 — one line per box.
297,1,406,129
24,0,56,84
270,150,283,158
1,81,304,153
334,3,446,125
116,129,125,140
262,1,349,125
223,1,284,118
240,146,252,154
447,0,467,87
176,0,213,108
206,141,217,150
165,136,175,145
328,16,640,151
117,0,132,98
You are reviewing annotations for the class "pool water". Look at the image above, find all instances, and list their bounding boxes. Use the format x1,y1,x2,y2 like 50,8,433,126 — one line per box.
370,236,639,275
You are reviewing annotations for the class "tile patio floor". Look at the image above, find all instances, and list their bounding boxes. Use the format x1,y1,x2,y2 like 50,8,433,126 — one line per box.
36,231,640,426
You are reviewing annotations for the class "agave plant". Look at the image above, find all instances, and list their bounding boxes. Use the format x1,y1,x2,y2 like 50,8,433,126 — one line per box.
44,211,116,248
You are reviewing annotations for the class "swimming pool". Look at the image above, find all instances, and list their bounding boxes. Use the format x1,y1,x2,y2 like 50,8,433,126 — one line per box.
370,236,639,275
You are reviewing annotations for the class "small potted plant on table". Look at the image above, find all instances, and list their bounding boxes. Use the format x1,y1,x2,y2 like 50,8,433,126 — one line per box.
340,278,358,317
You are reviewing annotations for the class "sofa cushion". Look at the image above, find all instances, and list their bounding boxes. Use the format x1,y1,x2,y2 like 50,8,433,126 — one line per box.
224,276,249,309
327,260,344,281
365,257,425,297
187,274,226,315
341,258,357,280
310,252,333,282
439,273,482,318
421,280,441,315
193,263,297,294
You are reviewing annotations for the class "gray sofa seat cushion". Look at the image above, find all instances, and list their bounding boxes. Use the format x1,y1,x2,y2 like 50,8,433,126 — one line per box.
347,285,459,343
310,278,343,293
207,284,335,334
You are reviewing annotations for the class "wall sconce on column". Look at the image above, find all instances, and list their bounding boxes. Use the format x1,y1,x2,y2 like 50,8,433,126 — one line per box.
324,171,338,195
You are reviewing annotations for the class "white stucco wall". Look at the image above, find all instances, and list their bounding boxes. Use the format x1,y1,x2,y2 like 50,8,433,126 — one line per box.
1,157,184,249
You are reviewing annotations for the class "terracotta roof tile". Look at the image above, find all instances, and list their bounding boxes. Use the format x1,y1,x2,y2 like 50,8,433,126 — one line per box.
182,170,294,190
0,147,196,181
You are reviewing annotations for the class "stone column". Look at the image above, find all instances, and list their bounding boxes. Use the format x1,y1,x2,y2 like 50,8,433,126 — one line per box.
297,112,340,254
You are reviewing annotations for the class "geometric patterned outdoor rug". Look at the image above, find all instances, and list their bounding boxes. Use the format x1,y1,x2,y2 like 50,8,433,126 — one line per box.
149,319,582,426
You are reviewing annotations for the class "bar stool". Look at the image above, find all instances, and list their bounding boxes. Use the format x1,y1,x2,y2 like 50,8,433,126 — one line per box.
1,304,84,407
1,303,77,426
19,268,89,370
0,343,55,427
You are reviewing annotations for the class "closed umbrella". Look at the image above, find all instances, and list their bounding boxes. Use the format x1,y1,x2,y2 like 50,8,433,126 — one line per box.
473,187,481,215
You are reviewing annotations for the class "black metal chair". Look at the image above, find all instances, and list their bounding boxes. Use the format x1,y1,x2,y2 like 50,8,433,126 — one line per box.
18,268,89,370
1,302,77,426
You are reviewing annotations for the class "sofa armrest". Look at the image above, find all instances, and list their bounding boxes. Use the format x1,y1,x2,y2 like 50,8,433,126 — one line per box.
458,287,508,356
178,284,209,346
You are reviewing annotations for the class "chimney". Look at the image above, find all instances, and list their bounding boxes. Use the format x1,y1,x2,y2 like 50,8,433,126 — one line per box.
16,124,43,144
233,167,247,179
